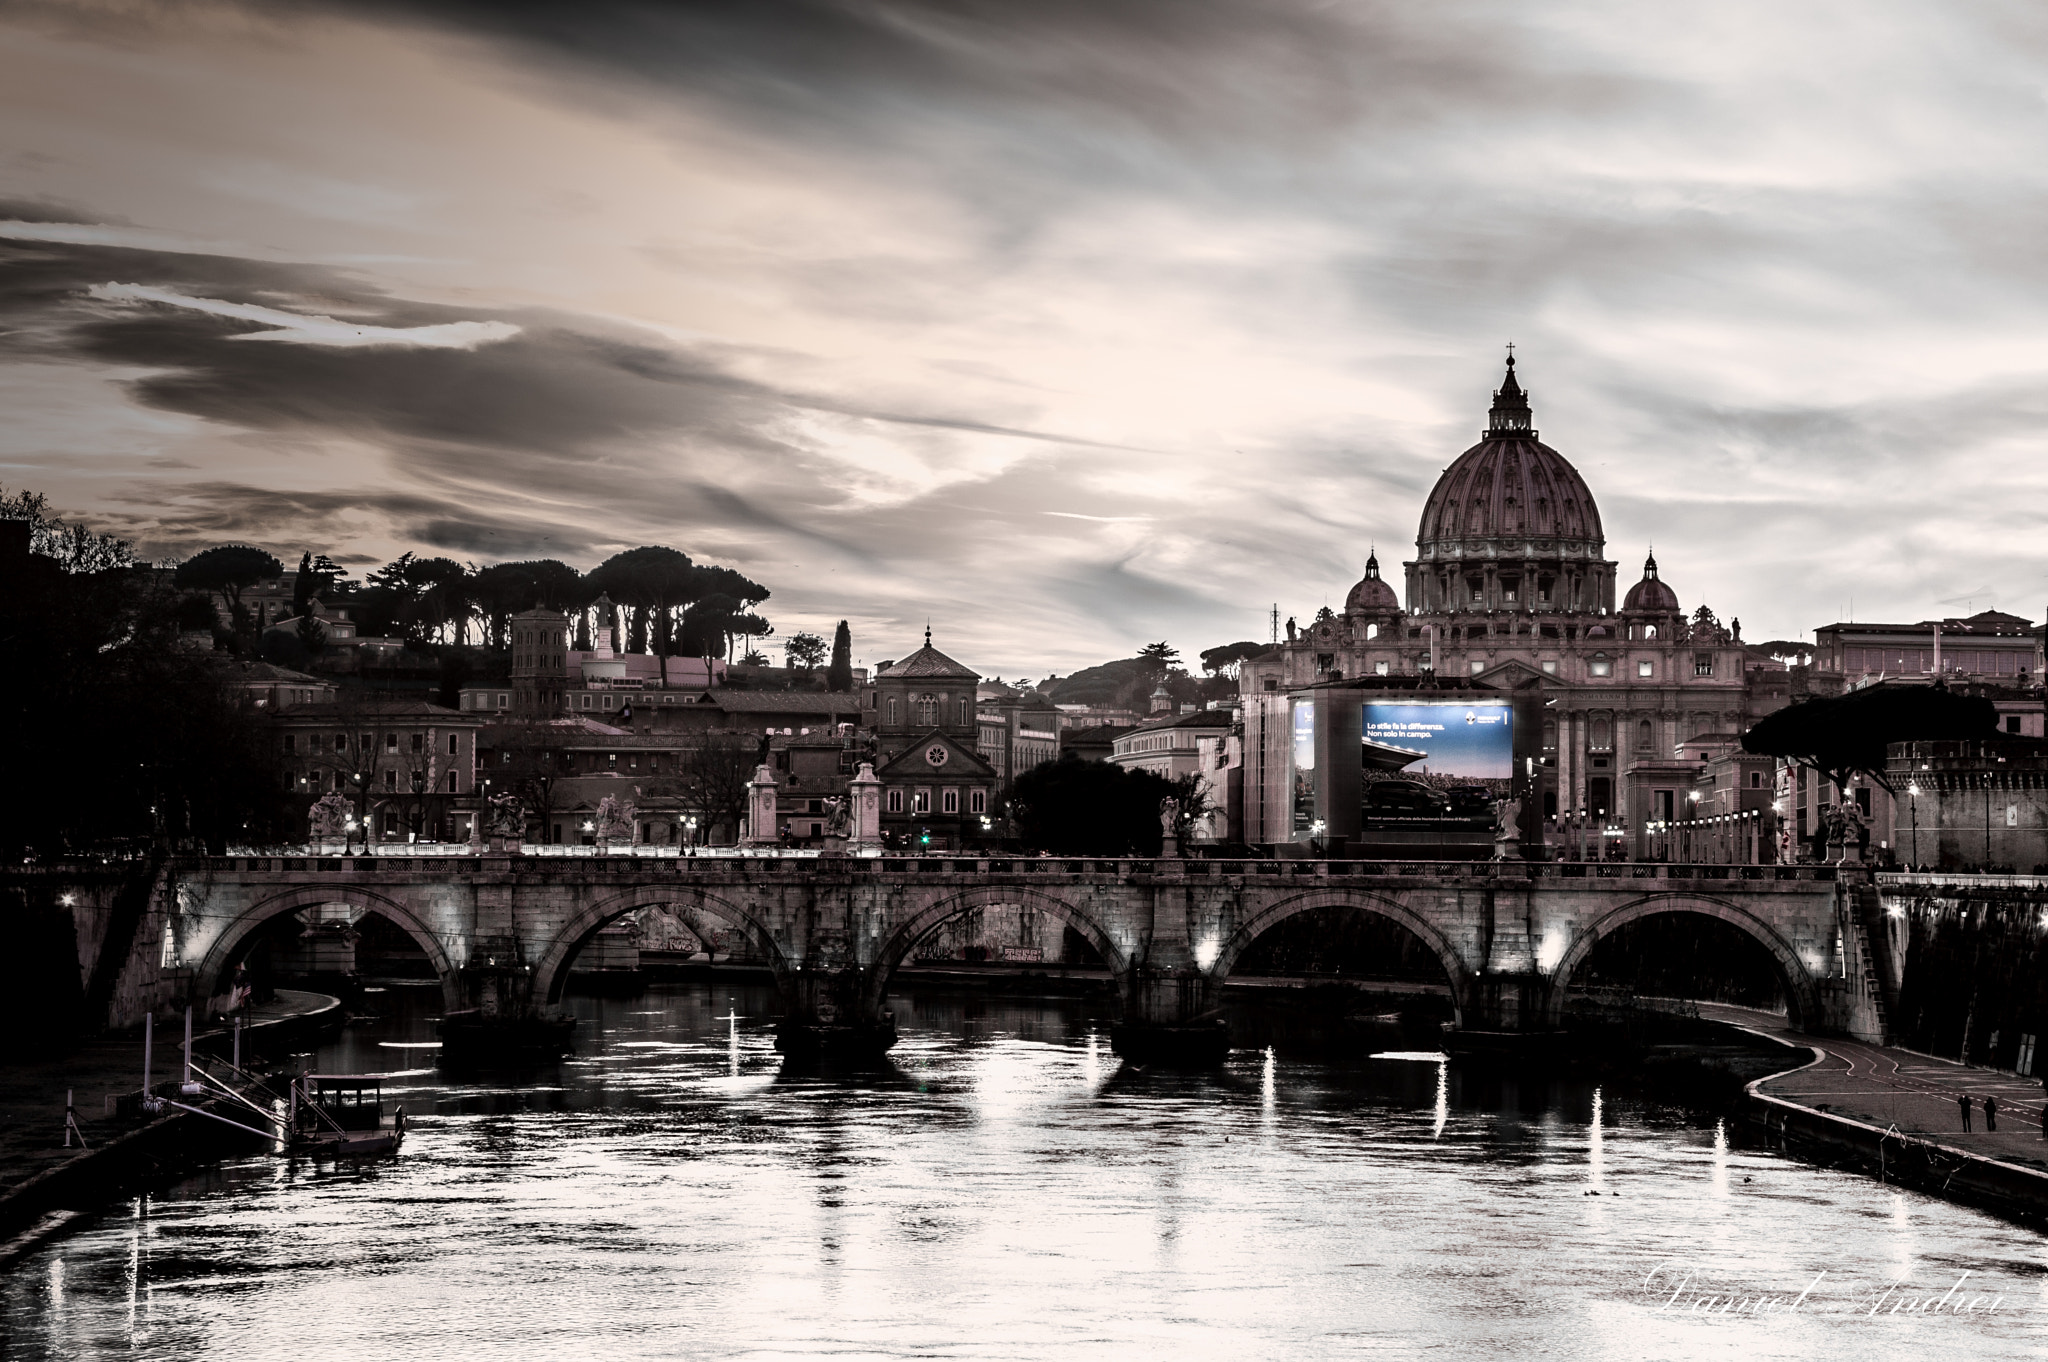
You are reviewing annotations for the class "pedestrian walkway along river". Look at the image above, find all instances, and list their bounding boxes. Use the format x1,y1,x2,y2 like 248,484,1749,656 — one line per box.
4,983,2047,1360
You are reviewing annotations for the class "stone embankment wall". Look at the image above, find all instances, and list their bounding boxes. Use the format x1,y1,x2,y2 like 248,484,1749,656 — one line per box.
1877,873,2048,1068
2,863,192,1039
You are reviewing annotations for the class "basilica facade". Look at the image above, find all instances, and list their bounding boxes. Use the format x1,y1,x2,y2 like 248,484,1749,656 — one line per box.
1238,358,1796,847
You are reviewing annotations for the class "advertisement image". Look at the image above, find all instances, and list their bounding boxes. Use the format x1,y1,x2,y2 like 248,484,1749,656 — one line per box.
1362,701,1513,780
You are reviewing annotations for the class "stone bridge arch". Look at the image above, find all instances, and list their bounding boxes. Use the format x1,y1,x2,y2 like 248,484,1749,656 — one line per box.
1209,887,1476,1026
192,884,460,1011
862,885,1129,1015
534,887,792,1005
1543,892,1821,1029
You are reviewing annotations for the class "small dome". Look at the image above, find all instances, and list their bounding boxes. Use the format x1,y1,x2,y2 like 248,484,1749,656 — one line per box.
1345,551,1400,615
1622,551,1680,613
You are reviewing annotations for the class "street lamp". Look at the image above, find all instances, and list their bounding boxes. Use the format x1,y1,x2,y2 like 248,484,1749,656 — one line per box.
685,815,698,855
1906,782,1920,868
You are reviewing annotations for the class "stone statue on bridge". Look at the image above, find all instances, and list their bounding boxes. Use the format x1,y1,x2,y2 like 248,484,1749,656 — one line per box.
823,796,851,840
486,793,525,840
1492,795,1523,861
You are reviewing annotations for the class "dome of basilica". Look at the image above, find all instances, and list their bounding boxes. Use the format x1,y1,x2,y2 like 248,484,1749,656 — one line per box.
1344,552,1400,616
1413,357,1604,565
1622,552,1680,614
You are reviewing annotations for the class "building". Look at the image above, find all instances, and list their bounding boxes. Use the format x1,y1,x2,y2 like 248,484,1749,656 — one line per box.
272,698,482,843
1238,356,1796,852
976,690,1062,787
862,630,999,849
1815,612,2042,685
217,659,337,711
499,602,727,720
1108,707,1236,842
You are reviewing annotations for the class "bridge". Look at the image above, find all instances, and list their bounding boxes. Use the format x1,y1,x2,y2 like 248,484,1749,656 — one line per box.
29,853,1889,1059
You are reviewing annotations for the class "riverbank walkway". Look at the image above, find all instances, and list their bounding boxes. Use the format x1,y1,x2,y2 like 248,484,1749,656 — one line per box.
0,990,339,1203
1699,1003,2048,1173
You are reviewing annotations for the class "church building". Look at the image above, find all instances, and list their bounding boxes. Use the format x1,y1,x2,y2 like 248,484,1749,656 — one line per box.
1238,357,1795,850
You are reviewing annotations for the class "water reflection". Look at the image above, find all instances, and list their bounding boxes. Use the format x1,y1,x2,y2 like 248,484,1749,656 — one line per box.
4,982,2045,1361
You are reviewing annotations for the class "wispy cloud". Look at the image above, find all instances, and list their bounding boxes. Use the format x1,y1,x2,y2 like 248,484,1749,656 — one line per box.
87,282,521,349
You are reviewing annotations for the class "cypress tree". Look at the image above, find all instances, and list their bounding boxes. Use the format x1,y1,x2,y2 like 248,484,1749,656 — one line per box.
826,619,853,692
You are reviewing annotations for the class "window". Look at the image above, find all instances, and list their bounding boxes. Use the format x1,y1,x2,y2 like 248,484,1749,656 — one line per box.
1590,717,1612,750
942,788,959,813
917,695,937,726
1637,719,1653,749
283,734,296,755
1589,653,1611,677
1638,660,1654,678
1694,656,1714,677
448,734,459,755
1471,584,1484,603
501,751,512,765
887,698,898,725
580,695,593,709
1470,661,1485,674
1749,771,1764,788
498,693,508,708
914,788,931,813
333,733,348,753
1374,660,1390,676
386,733,398,752
332,771,346,792
887,789,903,813
958,698,970,725
606,753,618,771
383,770,396,790
1540,660,1558,675
971,789,986,814
445,771,458,792
2008,716,2023,734
411,733,424,753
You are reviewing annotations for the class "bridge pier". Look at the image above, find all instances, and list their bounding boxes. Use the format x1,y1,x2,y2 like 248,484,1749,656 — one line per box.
775,964,898,1059
1109,968,1228,1065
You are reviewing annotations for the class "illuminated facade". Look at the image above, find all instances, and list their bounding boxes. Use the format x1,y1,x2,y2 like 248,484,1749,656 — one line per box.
1240,358,1795,850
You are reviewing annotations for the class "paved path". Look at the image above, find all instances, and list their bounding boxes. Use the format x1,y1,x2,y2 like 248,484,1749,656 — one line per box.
1699,1003,2048,1172
0,991,338,1200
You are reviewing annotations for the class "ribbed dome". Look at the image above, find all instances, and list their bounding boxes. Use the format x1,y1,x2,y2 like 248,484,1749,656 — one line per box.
1622,552,1680,613
1345,551,1400,615
1414,358,1604,563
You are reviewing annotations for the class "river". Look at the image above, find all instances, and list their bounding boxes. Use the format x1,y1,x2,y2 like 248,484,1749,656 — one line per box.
4,981,2045,1359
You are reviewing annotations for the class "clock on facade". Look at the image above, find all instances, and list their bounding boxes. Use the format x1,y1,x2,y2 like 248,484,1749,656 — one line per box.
924,744,949,767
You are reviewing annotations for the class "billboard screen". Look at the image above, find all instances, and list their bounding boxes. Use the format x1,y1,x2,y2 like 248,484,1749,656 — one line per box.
1363,701,1513,780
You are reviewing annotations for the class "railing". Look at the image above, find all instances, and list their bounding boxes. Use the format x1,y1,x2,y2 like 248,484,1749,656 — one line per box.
204,851,1843,883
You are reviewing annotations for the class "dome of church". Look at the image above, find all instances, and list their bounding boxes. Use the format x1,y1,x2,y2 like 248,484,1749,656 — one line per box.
1622,552,1680,613
1344,551,1400,615
1414,357,1604,564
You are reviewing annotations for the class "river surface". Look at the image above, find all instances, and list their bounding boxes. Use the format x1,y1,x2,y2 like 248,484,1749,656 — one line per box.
5,981,2047,1360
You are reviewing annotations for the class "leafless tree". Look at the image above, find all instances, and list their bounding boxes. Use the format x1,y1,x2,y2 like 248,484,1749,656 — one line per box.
674,731,762,846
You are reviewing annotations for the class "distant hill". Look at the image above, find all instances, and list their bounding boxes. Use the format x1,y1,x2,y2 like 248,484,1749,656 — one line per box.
1043,658,1151,706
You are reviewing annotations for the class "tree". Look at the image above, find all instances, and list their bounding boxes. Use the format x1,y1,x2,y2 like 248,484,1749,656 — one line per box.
1009,755,1177,856
175,545,283,631
1200,641,1269,677
674,732,762,845
588,546,697,682
827,620,854,692
291,551,315,618
1137,642,1180,668
0,487,133,573
784,630,827,672
1164,772,1216,841
295,612,327,657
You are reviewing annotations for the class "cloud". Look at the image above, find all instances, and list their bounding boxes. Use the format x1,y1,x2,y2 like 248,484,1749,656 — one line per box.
86,282,522,348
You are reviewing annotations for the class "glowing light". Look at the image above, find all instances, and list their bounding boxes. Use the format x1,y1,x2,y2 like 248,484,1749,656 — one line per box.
59,892,76,907
1535,928,1568,974
1193,935,1221,971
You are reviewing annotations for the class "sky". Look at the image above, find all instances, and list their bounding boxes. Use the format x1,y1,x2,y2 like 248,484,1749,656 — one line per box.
4,0,2047,679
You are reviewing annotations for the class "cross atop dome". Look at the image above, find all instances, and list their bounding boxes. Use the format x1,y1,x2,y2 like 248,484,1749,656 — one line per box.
1486,349,1535,438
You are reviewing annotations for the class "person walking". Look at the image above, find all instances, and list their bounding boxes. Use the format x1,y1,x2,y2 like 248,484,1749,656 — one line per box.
1959,1094,1973,1132
1985,1095,1999,1132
